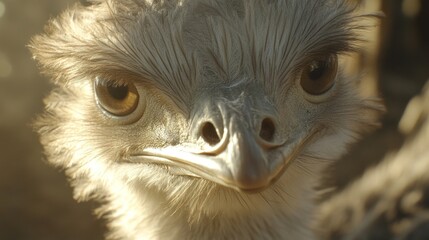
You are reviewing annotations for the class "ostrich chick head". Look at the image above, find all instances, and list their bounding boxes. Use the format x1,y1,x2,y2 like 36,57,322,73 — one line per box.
31,0,382,239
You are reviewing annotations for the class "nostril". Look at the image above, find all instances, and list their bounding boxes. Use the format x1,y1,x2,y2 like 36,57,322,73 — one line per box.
201,122,221,146
259,118,275,142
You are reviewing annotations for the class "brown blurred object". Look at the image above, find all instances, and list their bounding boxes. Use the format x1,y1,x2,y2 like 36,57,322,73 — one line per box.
346,0,383,97
317,81,429,240
330,0,429,192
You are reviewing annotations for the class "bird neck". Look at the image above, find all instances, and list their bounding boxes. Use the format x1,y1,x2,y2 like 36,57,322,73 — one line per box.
102,169,319,239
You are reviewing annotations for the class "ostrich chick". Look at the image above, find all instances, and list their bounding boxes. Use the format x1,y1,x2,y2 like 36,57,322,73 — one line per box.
30,0,382,239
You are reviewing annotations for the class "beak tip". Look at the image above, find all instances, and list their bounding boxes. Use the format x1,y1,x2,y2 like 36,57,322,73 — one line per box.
232,170,274,192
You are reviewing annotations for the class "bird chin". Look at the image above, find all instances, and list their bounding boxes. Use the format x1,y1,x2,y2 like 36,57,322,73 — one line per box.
166,165,271,194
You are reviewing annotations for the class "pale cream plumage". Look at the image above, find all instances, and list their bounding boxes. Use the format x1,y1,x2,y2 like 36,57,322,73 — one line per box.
30,0,383,239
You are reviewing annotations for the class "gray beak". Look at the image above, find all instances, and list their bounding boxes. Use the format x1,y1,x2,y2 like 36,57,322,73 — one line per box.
129,96,314,192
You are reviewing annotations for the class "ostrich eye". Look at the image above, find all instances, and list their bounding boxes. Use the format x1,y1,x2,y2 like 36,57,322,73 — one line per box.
94,77,140,116
300,54,338,95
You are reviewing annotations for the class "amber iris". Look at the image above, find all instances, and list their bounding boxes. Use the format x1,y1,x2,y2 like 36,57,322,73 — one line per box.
300,55,338,95
95,78,139,116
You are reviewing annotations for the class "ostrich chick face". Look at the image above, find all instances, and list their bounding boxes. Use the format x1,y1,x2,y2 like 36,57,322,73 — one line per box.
31,0,381,216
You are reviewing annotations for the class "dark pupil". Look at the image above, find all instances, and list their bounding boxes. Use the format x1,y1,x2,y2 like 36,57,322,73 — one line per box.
308,60,327,81
107,85,129,100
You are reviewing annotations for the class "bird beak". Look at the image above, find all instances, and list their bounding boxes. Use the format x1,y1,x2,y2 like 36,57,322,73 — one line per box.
128,115,315,193
128,92,317,192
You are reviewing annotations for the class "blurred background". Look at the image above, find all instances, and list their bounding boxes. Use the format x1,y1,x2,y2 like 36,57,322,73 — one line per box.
0,0,427,239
